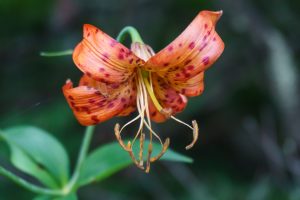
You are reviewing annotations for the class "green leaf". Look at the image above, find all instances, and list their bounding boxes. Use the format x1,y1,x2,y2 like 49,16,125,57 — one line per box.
9,145,58,188
0,126,70,188
34,193,77,200
78,141,192,187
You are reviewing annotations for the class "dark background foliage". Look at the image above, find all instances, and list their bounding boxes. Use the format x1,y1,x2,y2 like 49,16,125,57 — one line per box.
0,0,300,199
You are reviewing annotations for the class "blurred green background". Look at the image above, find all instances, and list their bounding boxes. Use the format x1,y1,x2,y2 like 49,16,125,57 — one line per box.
1,0,300,199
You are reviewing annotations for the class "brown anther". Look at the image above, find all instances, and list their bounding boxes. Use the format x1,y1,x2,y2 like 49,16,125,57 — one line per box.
145,142,153,173
127,141,144,170
160,108,172,119
114,123,130,151
185,120,199,150
114,124,145,170
150,138,170,162
139,133,145,167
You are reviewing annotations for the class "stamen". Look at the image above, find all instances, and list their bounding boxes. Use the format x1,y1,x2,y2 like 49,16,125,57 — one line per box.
114,124,144,170
170,116,199,150
150,138,170,162
114,123,130,151
139,133,145,166
145,142,152,173
185,120,199,150
144,70,199,150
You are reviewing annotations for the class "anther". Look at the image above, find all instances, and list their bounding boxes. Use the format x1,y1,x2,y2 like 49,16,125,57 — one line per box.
185,120,199,150
161,108,172,119
139,133,145,167
145,142,153,173
150,138,170,162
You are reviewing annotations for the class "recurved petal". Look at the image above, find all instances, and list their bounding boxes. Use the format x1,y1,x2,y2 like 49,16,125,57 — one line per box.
63,76,137,126
143,10,224,77
73,24,144,84
171,72,205,97
149,74,188,123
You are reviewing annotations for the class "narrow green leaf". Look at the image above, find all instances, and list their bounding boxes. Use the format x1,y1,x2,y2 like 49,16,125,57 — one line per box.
40,49,73,57
0,126,70,187
34,193,77,200
78,141,192,187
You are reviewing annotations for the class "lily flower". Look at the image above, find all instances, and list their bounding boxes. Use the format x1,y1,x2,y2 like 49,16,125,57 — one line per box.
63,10,224,172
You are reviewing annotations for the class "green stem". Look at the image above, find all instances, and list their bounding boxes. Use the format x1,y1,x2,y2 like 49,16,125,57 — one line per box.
63,126,95,193
40,49,73,57
116,26,144,44
0,166,63,196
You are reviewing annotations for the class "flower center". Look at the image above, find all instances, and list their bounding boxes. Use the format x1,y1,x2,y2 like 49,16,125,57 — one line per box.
114,42,198,173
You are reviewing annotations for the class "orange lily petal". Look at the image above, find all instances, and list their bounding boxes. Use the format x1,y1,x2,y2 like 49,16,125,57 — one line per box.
73,24,144,84
149,73,187,123
63,76,136,126
144,11,224,73
143,11,223,97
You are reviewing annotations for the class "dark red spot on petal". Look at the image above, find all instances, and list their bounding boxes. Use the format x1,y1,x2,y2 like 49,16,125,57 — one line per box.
91,115,99,123
184,59,192,65
129,58,134,64
179,43,183,47
68,95,74,100
118,53,124,60
81,106,90,113
167,45,173,51
108,102,114,108
111,83,119,89
199,43,207,52
189,42,195,49
184,73,191,78
103,53,109,58
151,111,157,117
202,57,210,65
187,65,194,70
88,99,96,104
204,23,208,29
94,91,101,95
86,72,92,77
163,63,169,67
121,98,126,103
99,68,105,72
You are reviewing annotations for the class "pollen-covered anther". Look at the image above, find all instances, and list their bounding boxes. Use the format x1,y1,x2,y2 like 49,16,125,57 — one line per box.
114,123,145,170
114,123,130,151
185,120,199,150
150,137,170,162
139,133,145,167
145,142,153,173
160,107,172,119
